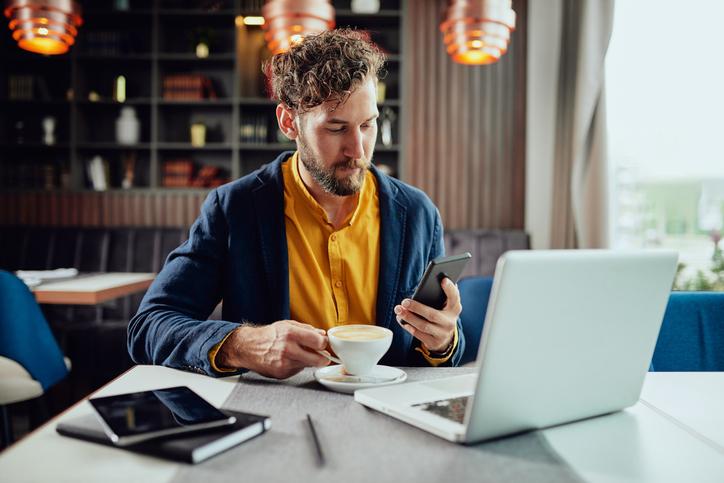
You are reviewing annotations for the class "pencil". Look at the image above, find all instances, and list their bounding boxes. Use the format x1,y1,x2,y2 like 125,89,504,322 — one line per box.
306,413,325,466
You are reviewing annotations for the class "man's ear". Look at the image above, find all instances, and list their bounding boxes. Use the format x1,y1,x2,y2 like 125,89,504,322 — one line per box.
276,104,298,140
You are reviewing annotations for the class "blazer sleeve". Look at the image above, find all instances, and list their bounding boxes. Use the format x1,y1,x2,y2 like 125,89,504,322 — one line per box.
127,190,243,376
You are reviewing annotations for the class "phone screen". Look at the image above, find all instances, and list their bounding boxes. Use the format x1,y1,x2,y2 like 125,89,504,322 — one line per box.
89,386,231,438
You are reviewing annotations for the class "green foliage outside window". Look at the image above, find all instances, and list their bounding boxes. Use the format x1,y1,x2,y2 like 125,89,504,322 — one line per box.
673,233,724,291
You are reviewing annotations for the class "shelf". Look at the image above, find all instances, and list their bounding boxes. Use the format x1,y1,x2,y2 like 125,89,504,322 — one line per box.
238,97,276,106
157,143,233,150
157,53,235,61
158,9,236,16
0,143,69,149
0,99,70,105
158,99,232,106
76,143,152,150
239,143,295,151
82,9,153,15
335,9,402,18
76,54,153,61
77,99,153,105
0,53,70,61
0,1,403,193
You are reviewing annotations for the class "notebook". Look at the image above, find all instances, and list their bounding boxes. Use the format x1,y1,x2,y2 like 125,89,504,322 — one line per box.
56,409,270,464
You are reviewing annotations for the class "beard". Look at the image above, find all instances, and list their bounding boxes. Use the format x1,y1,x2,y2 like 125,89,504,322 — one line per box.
297,134,371,197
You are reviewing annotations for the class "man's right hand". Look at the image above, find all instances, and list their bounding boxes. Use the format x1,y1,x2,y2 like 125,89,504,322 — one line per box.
215,320,330,379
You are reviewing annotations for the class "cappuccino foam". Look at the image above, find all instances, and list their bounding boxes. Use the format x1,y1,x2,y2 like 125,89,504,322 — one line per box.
332,327,387,341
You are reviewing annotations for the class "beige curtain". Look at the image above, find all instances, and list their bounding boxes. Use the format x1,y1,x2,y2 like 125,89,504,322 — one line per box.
550,0,614,248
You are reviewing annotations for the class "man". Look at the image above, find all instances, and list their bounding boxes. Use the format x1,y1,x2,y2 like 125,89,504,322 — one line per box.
128,29,466,379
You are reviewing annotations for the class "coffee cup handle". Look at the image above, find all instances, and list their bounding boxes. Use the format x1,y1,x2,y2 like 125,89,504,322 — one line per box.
317,350,342,365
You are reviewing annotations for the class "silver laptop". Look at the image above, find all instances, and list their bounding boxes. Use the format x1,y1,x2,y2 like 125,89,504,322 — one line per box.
355,250,678,443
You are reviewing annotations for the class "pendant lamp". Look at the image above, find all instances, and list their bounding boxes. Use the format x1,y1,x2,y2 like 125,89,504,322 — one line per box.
261,0,335,55
4,0,82,55
440,0,515,65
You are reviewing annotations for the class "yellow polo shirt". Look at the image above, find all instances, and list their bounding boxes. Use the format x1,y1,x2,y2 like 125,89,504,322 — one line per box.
209,152,456,370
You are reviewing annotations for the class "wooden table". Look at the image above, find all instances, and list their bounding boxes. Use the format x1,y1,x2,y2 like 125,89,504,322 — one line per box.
32,273,155,305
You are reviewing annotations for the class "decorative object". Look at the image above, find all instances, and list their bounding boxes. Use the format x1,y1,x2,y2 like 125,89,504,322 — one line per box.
86,155,109,191
14,120,25,144
3,0,84,55
42,115,55,145
351,0,379,14
163,159,194,188
375,81,386,104
375,163,393,177
191,27,213,58
116,106,140,145
379,106,396,146
261,0,335,54
439,0,516,65
113,75,126,103
163,74,217,100
240,113,270,143
190,122,207,147
121,151,135,189
195,41,209,58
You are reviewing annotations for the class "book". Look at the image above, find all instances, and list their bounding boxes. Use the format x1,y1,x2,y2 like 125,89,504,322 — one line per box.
56,410,270,464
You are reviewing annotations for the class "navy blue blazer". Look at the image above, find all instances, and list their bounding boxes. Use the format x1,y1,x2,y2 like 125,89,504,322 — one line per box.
128,152,465,375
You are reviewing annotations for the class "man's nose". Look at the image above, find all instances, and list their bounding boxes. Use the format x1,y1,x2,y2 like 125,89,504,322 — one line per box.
343,129,365,160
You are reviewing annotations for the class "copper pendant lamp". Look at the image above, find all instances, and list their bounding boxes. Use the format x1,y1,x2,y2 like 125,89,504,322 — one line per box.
261,0,335,55
440,0,515,65
4,0,82,55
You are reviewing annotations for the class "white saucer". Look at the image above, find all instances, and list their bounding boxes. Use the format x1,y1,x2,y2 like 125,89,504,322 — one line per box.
314,365,407,394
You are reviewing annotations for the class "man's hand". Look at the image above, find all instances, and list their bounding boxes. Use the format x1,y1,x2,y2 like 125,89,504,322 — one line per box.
394,278,461,353
215,320,330,379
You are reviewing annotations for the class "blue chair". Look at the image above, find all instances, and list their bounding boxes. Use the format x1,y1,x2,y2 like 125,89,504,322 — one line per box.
651,291,724,371
458,276,494,364
0,270,70,446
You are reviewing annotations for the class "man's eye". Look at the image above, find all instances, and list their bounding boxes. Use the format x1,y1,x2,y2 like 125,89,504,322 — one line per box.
327,127,345,133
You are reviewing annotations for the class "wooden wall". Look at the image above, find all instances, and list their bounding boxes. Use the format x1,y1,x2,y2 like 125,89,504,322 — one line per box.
0,191,206,227
401,0,527,230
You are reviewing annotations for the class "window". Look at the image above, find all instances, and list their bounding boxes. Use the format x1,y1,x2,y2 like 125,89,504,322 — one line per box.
606,0,724,290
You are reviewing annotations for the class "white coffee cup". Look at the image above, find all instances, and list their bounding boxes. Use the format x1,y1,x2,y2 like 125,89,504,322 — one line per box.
327,324,393,376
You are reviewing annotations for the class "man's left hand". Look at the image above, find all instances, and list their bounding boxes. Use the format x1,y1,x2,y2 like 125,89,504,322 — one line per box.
394,277,461,353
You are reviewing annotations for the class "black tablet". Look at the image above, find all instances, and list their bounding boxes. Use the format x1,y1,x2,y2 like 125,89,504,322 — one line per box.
89,386,236,446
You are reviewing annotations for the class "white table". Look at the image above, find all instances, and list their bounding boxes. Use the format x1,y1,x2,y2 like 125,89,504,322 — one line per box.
640,372,724,452
32,273,155,305
0,367,722,483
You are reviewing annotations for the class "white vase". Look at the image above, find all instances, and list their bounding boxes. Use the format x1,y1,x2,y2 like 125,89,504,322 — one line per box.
42,116,56,145
351,0,380,13
116,106,140,145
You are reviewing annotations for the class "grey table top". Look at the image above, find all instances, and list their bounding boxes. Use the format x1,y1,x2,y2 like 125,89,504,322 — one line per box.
172,367,582,483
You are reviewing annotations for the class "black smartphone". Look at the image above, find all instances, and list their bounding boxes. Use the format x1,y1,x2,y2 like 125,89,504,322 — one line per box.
89,386,236,446
408,252,472,313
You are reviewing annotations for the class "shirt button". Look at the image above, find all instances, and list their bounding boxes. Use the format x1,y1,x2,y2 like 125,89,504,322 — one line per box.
331,234,337,241
335,280,343,288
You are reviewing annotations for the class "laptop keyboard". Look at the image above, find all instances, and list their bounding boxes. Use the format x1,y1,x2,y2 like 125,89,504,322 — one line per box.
412,396,471,424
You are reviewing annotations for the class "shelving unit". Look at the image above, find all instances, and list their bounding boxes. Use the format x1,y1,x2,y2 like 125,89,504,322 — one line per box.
0,0,403,193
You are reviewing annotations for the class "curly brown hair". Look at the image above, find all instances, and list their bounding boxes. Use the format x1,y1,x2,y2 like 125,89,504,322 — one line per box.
265,28,386,113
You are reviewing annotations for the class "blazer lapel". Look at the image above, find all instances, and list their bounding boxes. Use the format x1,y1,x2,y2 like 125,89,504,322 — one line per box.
375,172,407,330
251,160,290,322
